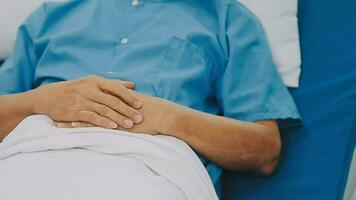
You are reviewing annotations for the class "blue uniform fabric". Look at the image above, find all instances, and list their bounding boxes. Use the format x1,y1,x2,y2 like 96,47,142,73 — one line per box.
0,0,300,197
222,0,356,199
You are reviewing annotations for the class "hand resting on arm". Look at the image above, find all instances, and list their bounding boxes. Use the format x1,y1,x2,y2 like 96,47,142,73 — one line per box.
60,90,282,176
0,75,281,175
0,75,143,141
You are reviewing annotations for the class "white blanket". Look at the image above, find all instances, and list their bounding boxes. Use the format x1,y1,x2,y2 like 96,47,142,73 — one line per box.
0,115,218,200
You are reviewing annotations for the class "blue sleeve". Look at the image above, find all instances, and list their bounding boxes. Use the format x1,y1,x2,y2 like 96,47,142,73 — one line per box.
0,5,46,95
215,2,301,128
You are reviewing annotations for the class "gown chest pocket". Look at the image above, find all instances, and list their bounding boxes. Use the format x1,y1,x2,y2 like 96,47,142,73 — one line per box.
151,36,214,107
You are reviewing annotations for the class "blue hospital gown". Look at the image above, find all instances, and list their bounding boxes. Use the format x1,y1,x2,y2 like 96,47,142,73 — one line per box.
0,0,301,197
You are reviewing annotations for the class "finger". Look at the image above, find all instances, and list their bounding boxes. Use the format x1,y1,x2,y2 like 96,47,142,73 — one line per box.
98,79,142,109
88,91,142,123
76,110,118,129
54,122,73,128
84,101,135,129
71,122,96,128
54,121,96,128
121,81,135,89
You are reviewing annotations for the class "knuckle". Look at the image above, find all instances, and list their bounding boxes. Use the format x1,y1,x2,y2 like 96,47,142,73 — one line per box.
87,75,99,80
83,75,100,83
118,101,131,114
100,105,111,116
72,81,88,91
115,115,126,124
111,80,121,87
76,77,88,85
123,105,134,116
131,109,140,117
114,98,124,108
108,98,118,108
113,81,124,92
88,112,97,123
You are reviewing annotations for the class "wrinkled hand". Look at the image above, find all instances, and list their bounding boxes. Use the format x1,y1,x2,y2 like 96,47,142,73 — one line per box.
55,90,176,136
31,75,143,129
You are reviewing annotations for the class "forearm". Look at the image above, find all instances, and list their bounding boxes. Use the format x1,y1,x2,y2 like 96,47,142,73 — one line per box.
162,103,281,175
0,91,36,141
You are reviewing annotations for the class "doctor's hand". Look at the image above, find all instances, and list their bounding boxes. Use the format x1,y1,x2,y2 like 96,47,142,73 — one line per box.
31,75,143,129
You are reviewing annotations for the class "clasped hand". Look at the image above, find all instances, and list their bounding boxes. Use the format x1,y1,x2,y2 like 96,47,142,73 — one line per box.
31,75,172,135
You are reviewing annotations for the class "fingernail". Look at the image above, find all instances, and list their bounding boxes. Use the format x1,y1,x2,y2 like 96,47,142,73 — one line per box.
71,122,81,128
124,119,134,128
133,101,142,109
109,122,118,129
133,114,143,123
56,123,66,128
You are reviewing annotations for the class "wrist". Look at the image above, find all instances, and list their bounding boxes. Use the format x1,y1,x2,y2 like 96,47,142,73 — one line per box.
23,89,43,115
158,99,186,139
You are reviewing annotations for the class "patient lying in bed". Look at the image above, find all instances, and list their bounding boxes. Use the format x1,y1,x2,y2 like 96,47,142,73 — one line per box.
0,0,300,199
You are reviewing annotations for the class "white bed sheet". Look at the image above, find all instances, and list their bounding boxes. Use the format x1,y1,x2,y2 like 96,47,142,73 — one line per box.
0,115,218,200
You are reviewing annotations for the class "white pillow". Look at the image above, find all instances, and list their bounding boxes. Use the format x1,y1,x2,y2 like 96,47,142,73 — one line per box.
238,0,301,87
0,0,301,87
0,0,45,60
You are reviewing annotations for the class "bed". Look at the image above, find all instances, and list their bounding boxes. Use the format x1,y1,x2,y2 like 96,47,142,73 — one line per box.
0,0,355,199
222,0,356,199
